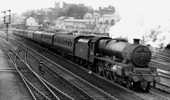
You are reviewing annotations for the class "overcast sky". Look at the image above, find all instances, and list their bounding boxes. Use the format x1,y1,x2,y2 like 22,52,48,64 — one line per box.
1,0,170,29
1,0,170,46
0,0,115,13
1,0,169,25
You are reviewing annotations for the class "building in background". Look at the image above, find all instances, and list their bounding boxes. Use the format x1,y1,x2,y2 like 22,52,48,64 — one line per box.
26,17,38,26
54,6,120,34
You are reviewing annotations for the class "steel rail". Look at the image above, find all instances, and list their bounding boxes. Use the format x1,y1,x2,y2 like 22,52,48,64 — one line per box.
0,39,37,100
1,35,96,99
4,44,60,100
12,34,143,100
10,31,118,100
8,52,38,100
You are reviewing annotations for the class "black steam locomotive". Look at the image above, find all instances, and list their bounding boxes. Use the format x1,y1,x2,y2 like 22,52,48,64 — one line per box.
13,29,159,92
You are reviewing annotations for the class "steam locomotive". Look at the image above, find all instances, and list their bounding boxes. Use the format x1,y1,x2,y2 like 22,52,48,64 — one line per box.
13,29,159,92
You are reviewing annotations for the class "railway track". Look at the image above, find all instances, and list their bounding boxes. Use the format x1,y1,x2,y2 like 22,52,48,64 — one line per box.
1,34,118,100
2,32,143,100
0,40,51,100
17,36,170,100
2,31,170,100
0,41,36,100
151,49,170,93
158,70,170,80
26,42,169,100
153,49,170,58
152,54,170,64
150,48,170,94
152,49,170,64
157,69,170,93
11,34,170,100
0,40,71,100
38,62,114,100
22,49,106,100
135,91,170,100
150,59,170,72
149,61,170,94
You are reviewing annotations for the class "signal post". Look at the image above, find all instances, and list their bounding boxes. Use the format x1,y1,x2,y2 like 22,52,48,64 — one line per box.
2,10,11,41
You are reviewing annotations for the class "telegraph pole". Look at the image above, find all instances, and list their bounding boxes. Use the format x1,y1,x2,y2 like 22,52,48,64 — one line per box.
2,10,11,41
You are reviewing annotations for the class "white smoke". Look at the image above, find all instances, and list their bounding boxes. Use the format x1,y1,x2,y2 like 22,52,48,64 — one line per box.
109,0,170,48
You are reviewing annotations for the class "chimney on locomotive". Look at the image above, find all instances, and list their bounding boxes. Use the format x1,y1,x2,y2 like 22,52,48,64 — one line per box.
133,38,140,44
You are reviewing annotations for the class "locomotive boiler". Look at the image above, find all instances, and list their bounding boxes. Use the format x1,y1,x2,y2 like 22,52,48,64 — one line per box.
94,38,158,91
98,38,151,67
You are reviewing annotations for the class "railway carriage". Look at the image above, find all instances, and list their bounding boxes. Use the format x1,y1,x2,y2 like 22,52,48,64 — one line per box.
41,32,55,45
20,30,27,38
13,29,27,37
33,31,43,42
13,29,20,36
53,34,75,55
26,30,34,40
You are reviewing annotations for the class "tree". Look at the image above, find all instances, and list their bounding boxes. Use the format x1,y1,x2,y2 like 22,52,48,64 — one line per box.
64,4,90,19
22,9,47,25
21,2,94,25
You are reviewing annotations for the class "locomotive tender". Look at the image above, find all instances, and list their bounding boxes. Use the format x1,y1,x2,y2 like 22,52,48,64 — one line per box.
13,29,159,92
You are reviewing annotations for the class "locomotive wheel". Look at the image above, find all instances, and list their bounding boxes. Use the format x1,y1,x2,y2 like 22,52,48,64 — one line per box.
79,60,83,65
106,71,110,78
108,72,114,81
100,70,108,78
94,65,99,73
101,71,106,77
97,62,104,75
133,81,150,92
126,80,134,89
74,57,79,63
113,74,117,81
140,81,150,92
